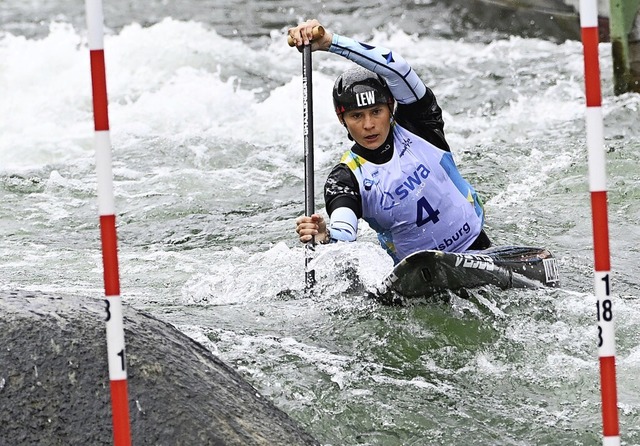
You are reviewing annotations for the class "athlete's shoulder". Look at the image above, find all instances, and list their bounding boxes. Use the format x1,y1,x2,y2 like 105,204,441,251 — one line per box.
395,88,451,152
328,162,355,182
339,147,369,172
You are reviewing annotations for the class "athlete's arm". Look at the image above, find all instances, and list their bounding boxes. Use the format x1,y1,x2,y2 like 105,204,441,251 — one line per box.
329,34,426,105
288,19,423,103
325,164,362,217
324,163,362,242
327,207,358,242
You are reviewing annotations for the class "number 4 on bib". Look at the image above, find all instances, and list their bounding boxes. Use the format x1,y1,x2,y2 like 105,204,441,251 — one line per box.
416,196,440,227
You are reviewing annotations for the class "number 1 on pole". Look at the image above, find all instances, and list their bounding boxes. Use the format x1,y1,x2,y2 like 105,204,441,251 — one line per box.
595,272,615,355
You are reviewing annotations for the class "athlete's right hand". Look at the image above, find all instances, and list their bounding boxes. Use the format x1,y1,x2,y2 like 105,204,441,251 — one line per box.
287,19,332,51
295,213,328,243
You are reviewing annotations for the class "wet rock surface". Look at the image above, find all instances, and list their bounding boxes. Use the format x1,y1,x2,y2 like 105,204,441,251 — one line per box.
0,290,318,446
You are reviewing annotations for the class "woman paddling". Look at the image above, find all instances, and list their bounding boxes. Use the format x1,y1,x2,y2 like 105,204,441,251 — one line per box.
290,19,491,264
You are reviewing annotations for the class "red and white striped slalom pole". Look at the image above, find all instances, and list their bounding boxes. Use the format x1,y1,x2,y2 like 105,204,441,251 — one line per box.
579,1,620,444
85,1,132,444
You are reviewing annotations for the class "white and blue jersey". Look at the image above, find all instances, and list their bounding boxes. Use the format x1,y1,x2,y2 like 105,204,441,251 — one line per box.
340,124,484,263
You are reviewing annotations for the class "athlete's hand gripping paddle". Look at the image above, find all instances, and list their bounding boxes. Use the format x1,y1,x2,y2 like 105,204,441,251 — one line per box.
288,25,324,290
287,26,325,48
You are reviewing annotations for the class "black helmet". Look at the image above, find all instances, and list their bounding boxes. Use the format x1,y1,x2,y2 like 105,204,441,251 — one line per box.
332,67,394,119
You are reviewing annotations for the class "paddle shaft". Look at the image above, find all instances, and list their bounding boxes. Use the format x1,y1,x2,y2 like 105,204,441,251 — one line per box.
302,44,316,289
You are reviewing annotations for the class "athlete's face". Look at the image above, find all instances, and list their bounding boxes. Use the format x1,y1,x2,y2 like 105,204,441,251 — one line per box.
342,105,392,150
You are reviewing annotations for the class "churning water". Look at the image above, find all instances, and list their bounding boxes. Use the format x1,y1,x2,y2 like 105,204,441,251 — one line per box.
1,2,639,444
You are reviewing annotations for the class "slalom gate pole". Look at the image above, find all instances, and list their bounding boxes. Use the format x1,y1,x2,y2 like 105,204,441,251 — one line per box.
579,1,620,444
85,1,132,444
302,43,316,290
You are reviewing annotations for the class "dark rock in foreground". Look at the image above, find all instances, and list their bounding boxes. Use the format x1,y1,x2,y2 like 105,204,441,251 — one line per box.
0,290,318,446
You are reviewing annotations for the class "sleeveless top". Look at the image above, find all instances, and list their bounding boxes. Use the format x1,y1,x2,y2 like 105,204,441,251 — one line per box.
340,123,485,263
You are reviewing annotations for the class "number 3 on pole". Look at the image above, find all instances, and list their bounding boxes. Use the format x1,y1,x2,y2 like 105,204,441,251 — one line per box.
105,296,128,379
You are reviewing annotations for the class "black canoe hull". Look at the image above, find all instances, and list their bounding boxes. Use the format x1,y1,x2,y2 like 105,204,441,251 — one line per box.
379,246,560,299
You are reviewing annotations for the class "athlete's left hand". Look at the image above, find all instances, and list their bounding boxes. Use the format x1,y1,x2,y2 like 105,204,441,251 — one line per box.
295,213,328,243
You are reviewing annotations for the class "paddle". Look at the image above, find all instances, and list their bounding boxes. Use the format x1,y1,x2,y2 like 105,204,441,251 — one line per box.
289,26,325,290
